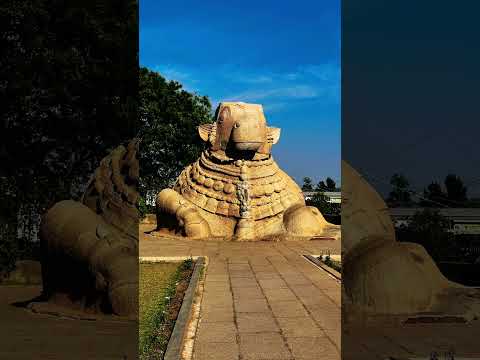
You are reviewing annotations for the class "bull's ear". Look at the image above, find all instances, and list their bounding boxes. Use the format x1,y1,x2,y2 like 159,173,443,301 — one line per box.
268,127,281,144
198,123,213,142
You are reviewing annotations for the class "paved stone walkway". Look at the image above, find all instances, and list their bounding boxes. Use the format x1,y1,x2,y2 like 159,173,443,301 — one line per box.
141,225,480,359
140,225,341,360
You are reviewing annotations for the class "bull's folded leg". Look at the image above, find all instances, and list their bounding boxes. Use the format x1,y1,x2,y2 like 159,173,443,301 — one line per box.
235,218,255,241
283,203,340,239
156,188,211,238
39,200,138,318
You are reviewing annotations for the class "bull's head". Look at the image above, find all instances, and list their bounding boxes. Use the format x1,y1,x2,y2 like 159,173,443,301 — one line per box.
198,102,281,157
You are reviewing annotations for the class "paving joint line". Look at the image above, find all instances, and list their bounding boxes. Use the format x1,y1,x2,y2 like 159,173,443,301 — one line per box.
227,257,242,360
266,255,340,355
248,257,295,360
382,334,416,357
360,341,389,360
298,255,341,309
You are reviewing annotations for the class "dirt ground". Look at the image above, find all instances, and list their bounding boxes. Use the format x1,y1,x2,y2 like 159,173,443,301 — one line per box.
0,285,137,359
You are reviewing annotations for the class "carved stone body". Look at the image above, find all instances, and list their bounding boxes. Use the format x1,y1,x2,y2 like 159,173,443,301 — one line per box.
342,160,480,319
155,102,339,241
38,140,139,318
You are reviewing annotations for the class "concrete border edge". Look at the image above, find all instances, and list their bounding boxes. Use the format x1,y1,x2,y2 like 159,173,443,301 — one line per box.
303,254,342,281
162,257,205,360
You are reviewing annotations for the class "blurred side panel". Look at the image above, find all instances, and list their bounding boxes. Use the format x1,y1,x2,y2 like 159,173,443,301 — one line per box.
342,1,480,359
0,0,139,358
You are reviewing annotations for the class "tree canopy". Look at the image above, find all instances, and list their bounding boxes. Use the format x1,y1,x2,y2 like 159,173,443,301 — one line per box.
0,0,138,273
326,177,337,191
314,177,339,192
301,177,314,191
396,208,454,261
138,67,214,199
387,173,412,206
414,174,468,207
445,174,467,203
315,180,327,192
305,192,340,218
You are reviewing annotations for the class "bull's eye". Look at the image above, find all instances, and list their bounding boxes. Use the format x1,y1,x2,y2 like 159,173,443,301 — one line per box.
234,122,240,128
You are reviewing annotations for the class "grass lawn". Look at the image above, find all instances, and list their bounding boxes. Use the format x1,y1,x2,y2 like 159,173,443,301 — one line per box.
139,259,194,360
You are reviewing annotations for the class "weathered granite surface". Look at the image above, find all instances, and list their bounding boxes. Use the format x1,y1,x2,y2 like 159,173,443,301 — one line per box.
342,159,480,319
155,102,340,241
36,139,139,318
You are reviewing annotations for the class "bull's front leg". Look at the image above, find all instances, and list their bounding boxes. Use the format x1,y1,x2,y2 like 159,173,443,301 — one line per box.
283,203,340,240
40,200,138,318
156,189,211,238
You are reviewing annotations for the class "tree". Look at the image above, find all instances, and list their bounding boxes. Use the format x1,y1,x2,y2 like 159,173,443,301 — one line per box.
306,191,341,223
397,209,453,261
326,177,336,191
444,174,467,204
301,177,314,191
315,180,327,192
0,0,139,273
0,0,138,201
421,181,446,207
138,67,213,199
387,173,412,206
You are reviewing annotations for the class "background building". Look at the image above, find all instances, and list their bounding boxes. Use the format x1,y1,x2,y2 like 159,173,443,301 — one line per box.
303,191,341,204
389,208,480,235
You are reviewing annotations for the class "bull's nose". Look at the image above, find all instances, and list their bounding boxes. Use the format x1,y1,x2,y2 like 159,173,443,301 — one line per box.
230,117,266,152
234,141,262,151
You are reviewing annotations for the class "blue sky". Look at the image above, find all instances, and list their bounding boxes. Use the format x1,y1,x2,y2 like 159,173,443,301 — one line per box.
343,1,480,197
140,0,340,186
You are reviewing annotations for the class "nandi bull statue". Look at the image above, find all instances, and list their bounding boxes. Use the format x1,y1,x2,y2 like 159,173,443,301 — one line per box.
155,102,340,241
35,139,139,319
342,160,480,322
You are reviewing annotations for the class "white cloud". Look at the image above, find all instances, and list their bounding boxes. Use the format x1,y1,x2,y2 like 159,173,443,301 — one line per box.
262,102,288,113
219,63,339,105
152,64,203,93
227,74,273,84
145,62,340,109
284,73,300,81
226,85,319,102
153,65,191,82
221,63,339,86
301,64,340,82
280,64,340,82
